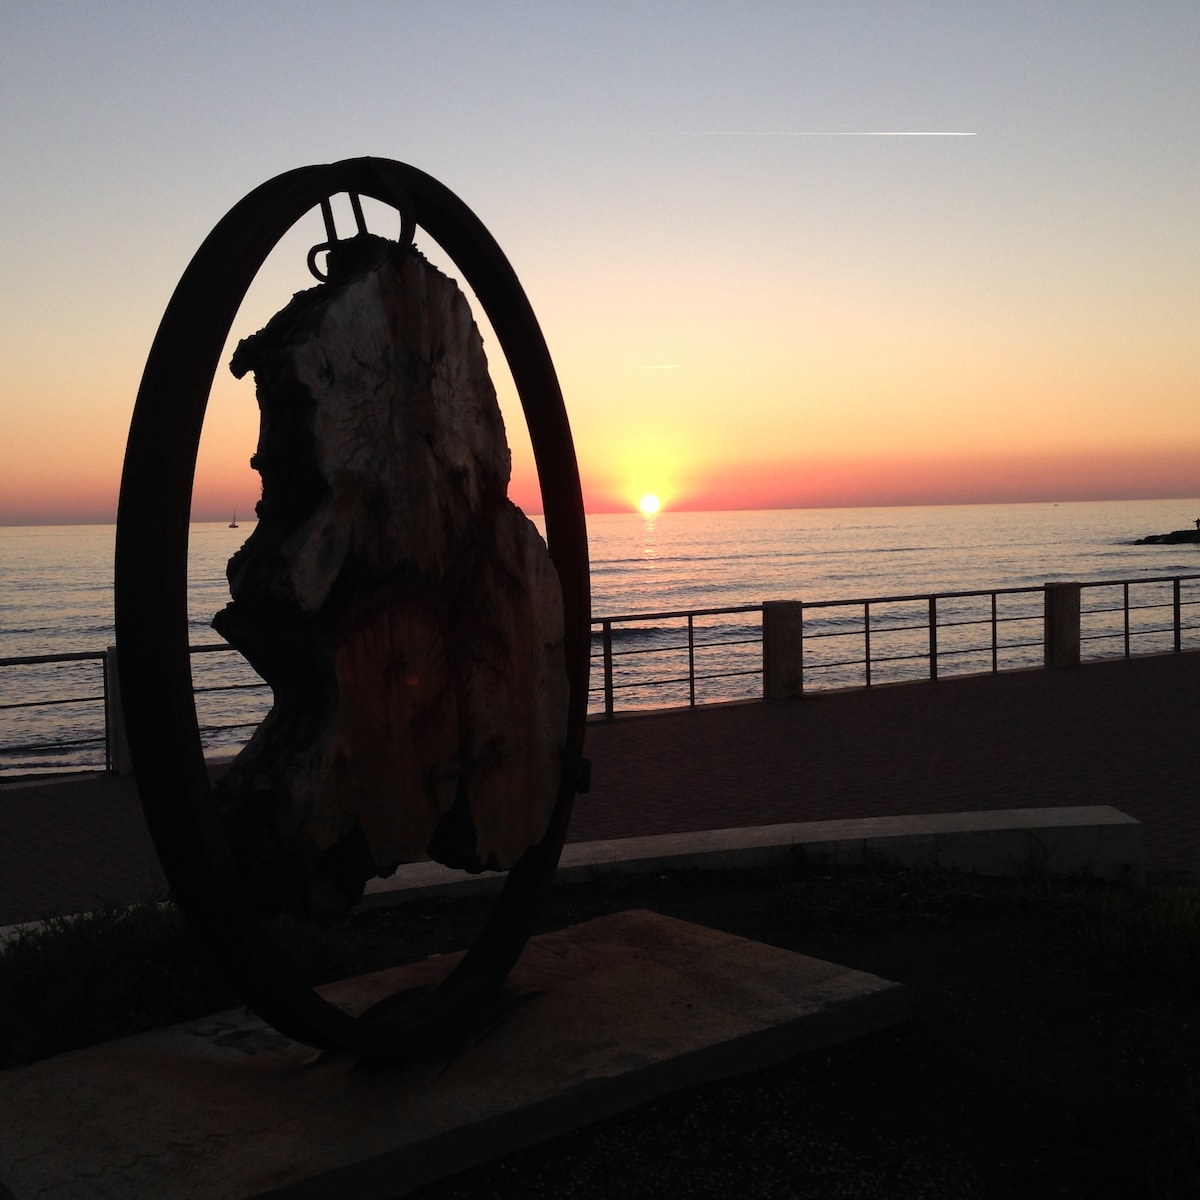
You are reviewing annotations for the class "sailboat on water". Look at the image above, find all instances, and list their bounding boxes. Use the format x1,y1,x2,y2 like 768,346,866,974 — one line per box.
229,511,239,529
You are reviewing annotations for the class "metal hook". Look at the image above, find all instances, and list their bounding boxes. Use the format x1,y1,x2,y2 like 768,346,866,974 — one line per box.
307,189,416,282
306,196,339,281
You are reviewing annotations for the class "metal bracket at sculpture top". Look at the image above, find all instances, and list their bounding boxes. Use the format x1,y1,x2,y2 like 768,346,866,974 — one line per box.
114,158,590,1057
306,188,416,281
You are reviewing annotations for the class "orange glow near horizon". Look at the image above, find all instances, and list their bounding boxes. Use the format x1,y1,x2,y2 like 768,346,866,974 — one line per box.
6,161,1196,528
4,237,1197,526
558,442,1200,517
4,421,1198,526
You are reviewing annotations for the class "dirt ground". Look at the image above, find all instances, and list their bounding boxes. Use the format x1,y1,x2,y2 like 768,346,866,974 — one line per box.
398,864,1200,1200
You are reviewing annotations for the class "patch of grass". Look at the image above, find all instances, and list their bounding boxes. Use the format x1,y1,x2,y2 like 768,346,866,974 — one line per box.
1080,885,1200,986
0,902,237,1067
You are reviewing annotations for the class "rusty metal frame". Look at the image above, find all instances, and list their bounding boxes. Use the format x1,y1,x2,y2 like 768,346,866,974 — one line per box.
115,158,590,1056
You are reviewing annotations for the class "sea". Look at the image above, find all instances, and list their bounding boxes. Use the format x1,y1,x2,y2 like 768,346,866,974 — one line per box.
3,498,1199,776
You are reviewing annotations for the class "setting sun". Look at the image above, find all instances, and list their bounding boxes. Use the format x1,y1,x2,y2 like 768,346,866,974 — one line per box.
639,493,662,515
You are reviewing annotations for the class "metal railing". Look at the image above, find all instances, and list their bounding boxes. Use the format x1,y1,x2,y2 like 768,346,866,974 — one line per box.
3,572,1199,773
0,650,111,771
589,573,1200,717
0,643,271,776
794,585,1046,691
591,604,762,719
187,642,273,742
1079,575,1199,658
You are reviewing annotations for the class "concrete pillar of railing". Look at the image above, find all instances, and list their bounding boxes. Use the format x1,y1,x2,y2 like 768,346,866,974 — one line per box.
104,645,134,775
763,600,804,700
1043,583,1081,668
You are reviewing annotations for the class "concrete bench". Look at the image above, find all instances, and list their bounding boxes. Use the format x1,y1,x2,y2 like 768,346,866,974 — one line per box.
359,805,1143,908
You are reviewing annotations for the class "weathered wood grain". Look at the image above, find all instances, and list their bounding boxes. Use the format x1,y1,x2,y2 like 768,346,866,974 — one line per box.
213,239,567,918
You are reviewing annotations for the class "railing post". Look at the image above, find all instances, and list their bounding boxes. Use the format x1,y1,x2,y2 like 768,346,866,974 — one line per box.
864,602,872,687
1174,577,1182,652
928,596,938,681
601,619,615,719
1123,582,1130,657
101,651,111,772
762,600,804,700
687,614,696,706
990,592,998,672
1044,583,1081,667
104,645,134,774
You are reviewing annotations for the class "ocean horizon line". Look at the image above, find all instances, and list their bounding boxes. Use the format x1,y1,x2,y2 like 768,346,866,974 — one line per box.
4,494,1200,531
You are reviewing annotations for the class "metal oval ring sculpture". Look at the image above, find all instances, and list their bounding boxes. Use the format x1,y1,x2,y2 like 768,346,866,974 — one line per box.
115,158,590,1056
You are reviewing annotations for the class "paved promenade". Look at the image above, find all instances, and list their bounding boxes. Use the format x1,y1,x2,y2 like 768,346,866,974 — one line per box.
2,653,1197,927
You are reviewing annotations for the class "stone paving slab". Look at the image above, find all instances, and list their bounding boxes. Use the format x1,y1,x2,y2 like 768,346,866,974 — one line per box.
0,911,909,1200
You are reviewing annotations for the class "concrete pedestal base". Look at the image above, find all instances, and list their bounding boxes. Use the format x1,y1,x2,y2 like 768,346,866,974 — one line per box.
0,911,909,1199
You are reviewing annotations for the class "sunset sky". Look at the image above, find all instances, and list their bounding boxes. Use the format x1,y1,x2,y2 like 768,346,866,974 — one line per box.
1,2,1197,523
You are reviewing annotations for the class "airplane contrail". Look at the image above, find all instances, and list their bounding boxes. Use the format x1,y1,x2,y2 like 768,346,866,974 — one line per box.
646,130,977,137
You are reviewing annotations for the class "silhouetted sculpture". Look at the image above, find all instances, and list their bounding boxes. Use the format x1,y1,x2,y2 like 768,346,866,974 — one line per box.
213,236,568,919
117,158,589,1054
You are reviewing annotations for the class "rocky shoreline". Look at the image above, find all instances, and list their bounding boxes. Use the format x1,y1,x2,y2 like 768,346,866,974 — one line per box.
1134,528,1200,545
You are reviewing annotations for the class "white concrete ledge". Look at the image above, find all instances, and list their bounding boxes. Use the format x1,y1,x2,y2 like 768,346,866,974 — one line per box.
359,805,1143,910
4,807,1140,941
